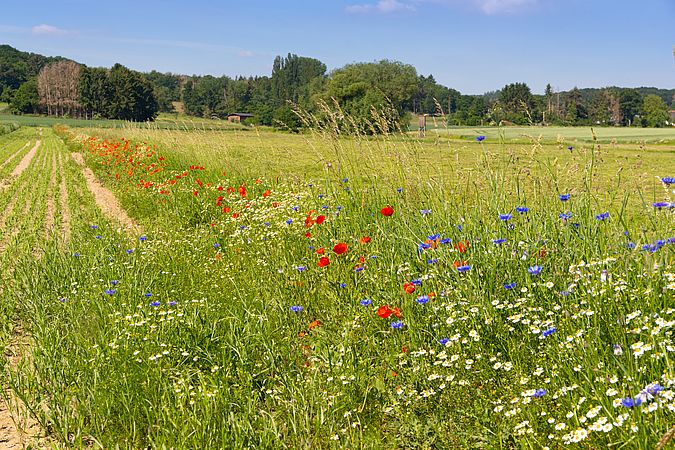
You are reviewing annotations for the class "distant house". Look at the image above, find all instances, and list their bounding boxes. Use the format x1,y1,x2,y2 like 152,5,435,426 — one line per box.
227,113,254,123
670,110,675,123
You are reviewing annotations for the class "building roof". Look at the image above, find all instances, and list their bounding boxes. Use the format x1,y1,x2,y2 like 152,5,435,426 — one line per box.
228,113,254,118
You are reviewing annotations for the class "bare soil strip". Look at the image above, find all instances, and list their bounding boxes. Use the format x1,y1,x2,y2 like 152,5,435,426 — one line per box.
10,141,41,179
0,333,46,449
44,148,57,240
0,142,30,170
58,152,71,244
71,152,142,233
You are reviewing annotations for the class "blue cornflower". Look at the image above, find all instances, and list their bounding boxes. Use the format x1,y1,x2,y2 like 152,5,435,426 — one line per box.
104,289,116,295
542,327,556,337
516,206,529,214
411,279,422,286
239,225,246,230
263,222,271,227
647,384,664,396
355,266,364,272
336,206,343,211
528,265,543,276
499,213,512,221
439,338,450,346
421,209,432,215
621,397,642,408
150,301,160,307
418,242,432,251
296,266,306,272
456,265,471,273
110,280,119,285
213,243,220,248
396,187,403,193
627,242,636,249
95,235,102,239
653,202,670,209
360,298,373,306
343,187,350,191
291,206,299,211
139,235,147,242
144,293,152,297
126,249,133,255
73,253,80,257
559,212,572,220
390,320,404,329
492,238,506,245
504,282,517,290
439,238,452,245
661,177,675,185
168,301,177,306
567,146,573,151
416,295,430,304
559,194,570,201
90,225,98,229
285,219,293,225
476,135,485,142
457,224,463,231
595,212,610,221
428,234,441,241
290,305,303,313
339,283,347,288
533,389,547,398
59,298,66,303
341,177,349,183
427,258,438,264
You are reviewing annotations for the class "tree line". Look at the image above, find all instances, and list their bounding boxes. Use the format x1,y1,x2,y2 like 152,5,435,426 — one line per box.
2,45,673,128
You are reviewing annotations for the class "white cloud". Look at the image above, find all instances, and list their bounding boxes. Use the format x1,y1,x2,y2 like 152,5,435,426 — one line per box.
346,0,415,14
32,24,70,36
415,0,541,15
473,0,539,14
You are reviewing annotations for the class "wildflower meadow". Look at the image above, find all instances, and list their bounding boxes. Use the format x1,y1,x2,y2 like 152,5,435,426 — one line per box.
0,120,673,449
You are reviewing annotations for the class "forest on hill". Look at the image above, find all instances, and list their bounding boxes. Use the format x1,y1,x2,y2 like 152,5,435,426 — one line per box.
1,44,673,128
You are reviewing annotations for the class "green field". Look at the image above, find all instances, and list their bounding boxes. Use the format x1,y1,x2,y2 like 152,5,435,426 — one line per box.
0,123,673,448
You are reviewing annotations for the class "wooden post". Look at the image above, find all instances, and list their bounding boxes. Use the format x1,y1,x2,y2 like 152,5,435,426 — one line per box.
418,115,426,138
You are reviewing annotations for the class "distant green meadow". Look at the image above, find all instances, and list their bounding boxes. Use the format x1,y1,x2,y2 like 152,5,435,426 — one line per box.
0,121,673,448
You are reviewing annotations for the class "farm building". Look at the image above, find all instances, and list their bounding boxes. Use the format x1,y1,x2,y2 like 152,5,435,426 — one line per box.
670,110,675,122
227,113,254,123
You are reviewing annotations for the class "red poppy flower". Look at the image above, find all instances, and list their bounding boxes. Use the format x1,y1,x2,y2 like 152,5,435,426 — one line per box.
377,305,393,319
305,232,311,238
316,215,326,224
317,257,330,268
360,236,371,244
272,202,280,208
308,320,321,330
232,213,239,218
333,243,348,255
452,260,467,269
227,187,235,194
262,190,271,197
305,216,314,228
315,248,325,255
403,282,416,294
216,196,224,207
380,206,394,217
238,184,247,198
454,241,469,253
223,207,231,213
393,307,402,318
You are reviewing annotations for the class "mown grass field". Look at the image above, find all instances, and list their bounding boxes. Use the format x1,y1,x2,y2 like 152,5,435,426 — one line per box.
0,122,673,448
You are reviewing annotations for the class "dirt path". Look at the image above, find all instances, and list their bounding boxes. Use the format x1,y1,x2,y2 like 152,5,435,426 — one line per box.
71,152,142,233
44,148,57,240
10,141,41,178
58,152,71,244
0,142,30,171
0,334,45,449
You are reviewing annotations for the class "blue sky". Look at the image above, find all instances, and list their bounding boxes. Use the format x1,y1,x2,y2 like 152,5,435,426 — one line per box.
1,0,673,94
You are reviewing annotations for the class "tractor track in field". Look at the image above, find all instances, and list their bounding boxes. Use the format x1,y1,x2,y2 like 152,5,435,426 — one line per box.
0,142,30,171
44,148,57,240
58,152,71,244
0,141,41,193
71,152,142,234
0,332,47,449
